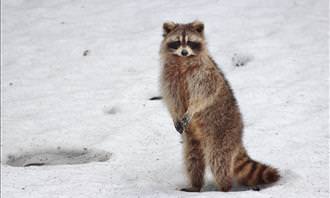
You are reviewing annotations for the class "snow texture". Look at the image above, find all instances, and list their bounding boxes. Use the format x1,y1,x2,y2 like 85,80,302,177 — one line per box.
1,0,329,197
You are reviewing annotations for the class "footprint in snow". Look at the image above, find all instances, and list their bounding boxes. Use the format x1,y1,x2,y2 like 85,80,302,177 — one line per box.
232,53,253,67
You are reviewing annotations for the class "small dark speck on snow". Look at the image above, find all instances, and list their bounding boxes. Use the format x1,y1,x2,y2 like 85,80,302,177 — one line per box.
83,50,90,56
149,96,162,100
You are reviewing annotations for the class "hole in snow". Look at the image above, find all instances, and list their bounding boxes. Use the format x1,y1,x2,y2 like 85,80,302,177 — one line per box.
6,148,111,167
103,106,118,115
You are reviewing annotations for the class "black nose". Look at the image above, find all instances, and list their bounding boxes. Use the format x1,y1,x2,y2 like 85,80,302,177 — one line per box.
181,49,188,56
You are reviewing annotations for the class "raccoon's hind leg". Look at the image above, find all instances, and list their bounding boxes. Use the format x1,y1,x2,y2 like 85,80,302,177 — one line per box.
181,134,205,192
208,146,233,192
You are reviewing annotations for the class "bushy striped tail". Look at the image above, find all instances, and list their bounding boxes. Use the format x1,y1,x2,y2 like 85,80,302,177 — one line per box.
233,150,280,186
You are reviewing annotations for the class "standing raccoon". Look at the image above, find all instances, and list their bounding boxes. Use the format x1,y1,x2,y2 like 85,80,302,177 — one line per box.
160,21,279,192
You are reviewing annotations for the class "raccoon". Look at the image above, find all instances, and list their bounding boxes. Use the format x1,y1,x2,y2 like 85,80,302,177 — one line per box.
159,21,280,192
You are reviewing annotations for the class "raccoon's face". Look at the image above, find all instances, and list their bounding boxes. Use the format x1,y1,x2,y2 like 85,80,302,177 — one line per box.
162,21,205,57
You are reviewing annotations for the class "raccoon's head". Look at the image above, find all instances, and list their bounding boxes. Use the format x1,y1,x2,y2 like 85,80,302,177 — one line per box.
161,21,205,57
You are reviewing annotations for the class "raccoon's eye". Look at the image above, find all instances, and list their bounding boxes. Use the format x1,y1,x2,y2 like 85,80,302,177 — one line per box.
167,41,181,49
187,41,201,50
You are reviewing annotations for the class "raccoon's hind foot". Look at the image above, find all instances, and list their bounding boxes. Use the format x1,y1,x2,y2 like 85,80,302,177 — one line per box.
252,186,260,191
219,183,232,192
180,187,201,192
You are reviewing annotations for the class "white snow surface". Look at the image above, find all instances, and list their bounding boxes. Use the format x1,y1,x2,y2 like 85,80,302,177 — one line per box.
1,0,329,197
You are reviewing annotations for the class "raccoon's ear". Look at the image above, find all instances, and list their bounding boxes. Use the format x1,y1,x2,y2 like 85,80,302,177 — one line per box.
191,20,204,33
163,21,176,37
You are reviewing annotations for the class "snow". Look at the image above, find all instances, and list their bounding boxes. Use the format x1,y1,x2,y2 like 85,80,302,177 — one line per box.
1,0,329,197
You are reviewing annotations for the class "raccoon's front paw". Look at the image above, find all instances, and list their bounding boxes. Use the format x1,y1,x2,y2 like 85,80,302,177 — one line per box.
174,115,191,134
174,121,184,134
181,114,191,129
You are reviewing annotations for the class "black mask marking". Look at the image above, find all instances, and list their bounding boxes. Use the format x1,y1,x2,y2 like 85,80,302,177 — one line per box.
167,41,181,49
187,41,201,50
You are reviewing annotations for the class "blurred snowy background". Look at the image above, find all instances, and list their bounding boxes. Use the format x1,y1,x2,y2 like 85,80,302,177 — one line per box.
1,0,329,197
